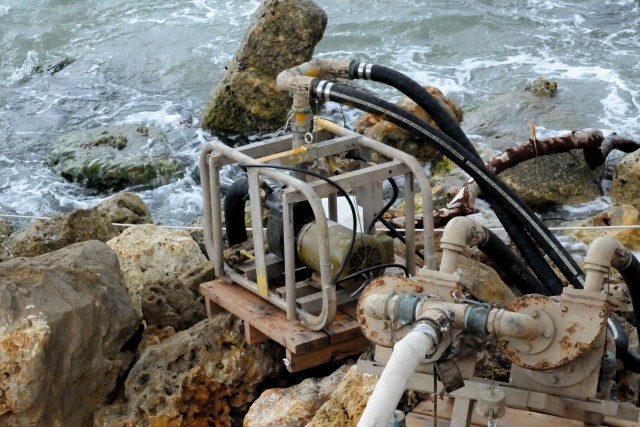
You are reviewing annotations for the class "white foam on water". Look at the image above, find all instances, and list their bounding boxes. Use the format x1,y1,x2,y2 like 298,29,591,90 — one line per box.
0,6,9,17
119,103,184,129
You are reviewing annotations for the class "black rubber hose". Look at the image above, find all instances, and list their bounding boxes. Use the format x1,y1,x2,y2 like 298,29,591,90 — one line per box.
477,227,550,296
313,80,585,290
608,315,640,374
618,254,640,372
224,178,250,246
349,62,566,294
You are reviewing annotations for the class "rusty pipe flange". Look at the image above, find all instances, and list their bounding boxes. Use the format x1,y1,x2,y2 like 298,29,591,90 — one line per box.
358,276,425,347
503,294,606,370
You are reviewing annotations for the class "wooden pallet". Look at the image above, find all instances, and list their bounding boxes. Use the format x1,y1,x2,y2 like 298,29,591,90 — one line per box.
200,278,370,372
406,398,640,427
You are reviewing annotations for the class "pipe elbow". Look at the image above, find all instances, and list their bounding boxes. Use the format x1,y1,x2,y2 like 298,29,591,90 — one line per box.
584,236,631,292
439,216,487,273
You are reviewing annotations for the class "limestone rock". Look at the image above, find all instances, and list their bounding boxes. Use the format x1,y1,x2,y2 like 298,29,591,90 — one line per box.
305,365,378,427
141,278,206,332
0,218,12,241
455,254,516,305
49,125,184,190
96,314,283,427
568,204,640,250
499,151,602,208
106,224,208,316
1,208,119,261
610,150,640,210
354,86,462,163
0,241,140,427
245,364,349,427
94,192,152,227
200,0,327,132
524,76,558,97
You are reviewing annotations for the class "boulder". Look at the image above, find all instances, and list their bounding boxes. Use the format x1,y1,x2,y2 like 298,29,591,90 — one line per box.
610,150,640,210
0,218,12,241
200,0,327,133
95,314,283,427
141,277,206,332
305,365,378,426
49,125,184,190
0,241,140,427
244,364,349,427
568,204,640,250
94,192,152,227
499,151,602,208
0,208,120,261
106,224,209,316
354,86,463,163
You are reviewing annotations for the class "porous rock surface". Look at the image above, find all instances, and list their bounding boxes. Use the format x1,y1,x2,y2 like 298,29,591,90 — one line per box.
305,365,378,427
95,313,283,427
569,204,640,250
141,277,206,332
0,208,120,261
94,192,153,227
200,0,327,132
106,224,209,317
0,240,140,427
610,150,640,210
244,364,349,427
354,86,463,163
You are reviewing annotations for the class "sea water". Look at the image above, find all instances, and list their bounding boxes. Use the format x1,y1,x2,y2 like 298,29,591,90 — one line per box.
1,0,639,228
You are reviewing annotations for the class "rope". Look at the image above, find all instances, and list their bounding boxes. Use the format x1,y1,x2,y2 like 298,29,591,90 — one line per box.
2,213,640,233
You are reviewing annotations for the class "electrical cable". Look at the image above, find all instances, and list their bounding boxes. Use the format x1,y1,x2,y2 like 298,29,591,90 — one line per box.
337,262,409,285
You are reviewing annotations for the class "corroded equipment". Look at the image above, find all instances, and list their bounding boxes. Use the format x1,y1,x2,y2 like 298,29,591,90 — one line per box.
357,222,640,426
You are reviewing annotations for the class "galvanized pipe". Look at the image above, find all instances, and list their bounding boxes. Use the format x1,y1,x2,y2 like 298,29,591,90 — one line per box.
199,145,224,275
315,117,438,271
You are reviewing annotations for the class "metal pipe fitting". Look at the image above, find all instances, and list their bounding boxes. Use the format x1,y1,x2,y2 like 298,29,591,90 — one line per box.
584,236,633,293
439,216,488,274
487,308,541,342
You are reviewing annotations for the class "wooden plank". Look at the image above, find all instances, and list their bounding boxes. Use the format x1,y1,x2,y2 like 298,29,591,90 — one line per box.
244,323,270,345
285,335,370,372
321,310,363,344
410,398,594,427
205,298,226,317
295,288,357,313
200,279,329,353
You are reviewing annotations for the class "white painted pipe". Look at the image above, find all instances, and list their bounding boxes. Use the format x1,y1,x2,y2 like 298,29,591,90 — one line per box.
358,329,436,427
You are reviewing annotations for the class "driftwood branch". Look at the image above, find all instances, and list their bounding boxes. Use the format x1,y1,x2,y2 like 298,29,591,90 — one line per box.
432,130,640,227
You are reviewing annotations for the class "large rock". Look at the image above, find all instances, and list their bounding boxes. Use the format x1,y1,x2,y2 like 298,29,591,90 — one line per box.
94,192,153,227
0,219,12,241
200,0,327,132
305,365,378,426
244,364,349,427
610,150,640,209
49,125,184,190
354,86,463,163
0,208,120,261
141,277,206,332
499,151,602,208
568,204,640,250
95,314,283,427
0,241,140,427
106,224,209,316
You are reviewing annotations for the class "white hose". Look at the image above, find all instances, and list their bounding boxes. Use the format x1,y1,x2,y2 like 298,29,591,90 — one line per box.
358,329,436,426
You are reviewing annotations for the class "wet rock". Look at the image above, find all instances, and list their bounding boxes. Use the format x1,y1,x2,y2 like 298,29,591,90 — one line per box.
354,86,462,163
0,218,12,241
49,125,184,190
106,224,208,316
568,204,640,250
95,313,283,427
305,365,378,427
141,277,206,332
94,192,153,228
0,241,140,427
499,151,602,208
0,208,119,261
610,150,640,210
524,76,558,97
244,364,349,427
200,0,327,133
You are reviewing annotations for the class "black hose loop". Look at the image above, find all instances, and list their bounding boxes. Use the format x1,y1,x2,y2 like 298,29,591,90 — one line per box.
224,178,250,246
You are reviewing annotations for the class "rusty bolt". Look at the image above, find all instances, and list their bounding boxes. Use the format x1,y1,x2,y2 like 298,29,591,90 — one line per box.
530,309,540,318
543,330,552,339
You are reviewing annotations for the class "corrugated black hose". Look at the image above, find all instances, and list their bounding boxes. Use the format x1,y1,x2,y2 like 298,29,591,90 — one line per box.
313,79,585,291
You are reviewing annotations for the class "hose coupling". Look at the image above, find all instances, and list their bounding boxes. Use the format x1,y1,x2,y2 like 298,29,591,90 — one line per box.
412,322,440,357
